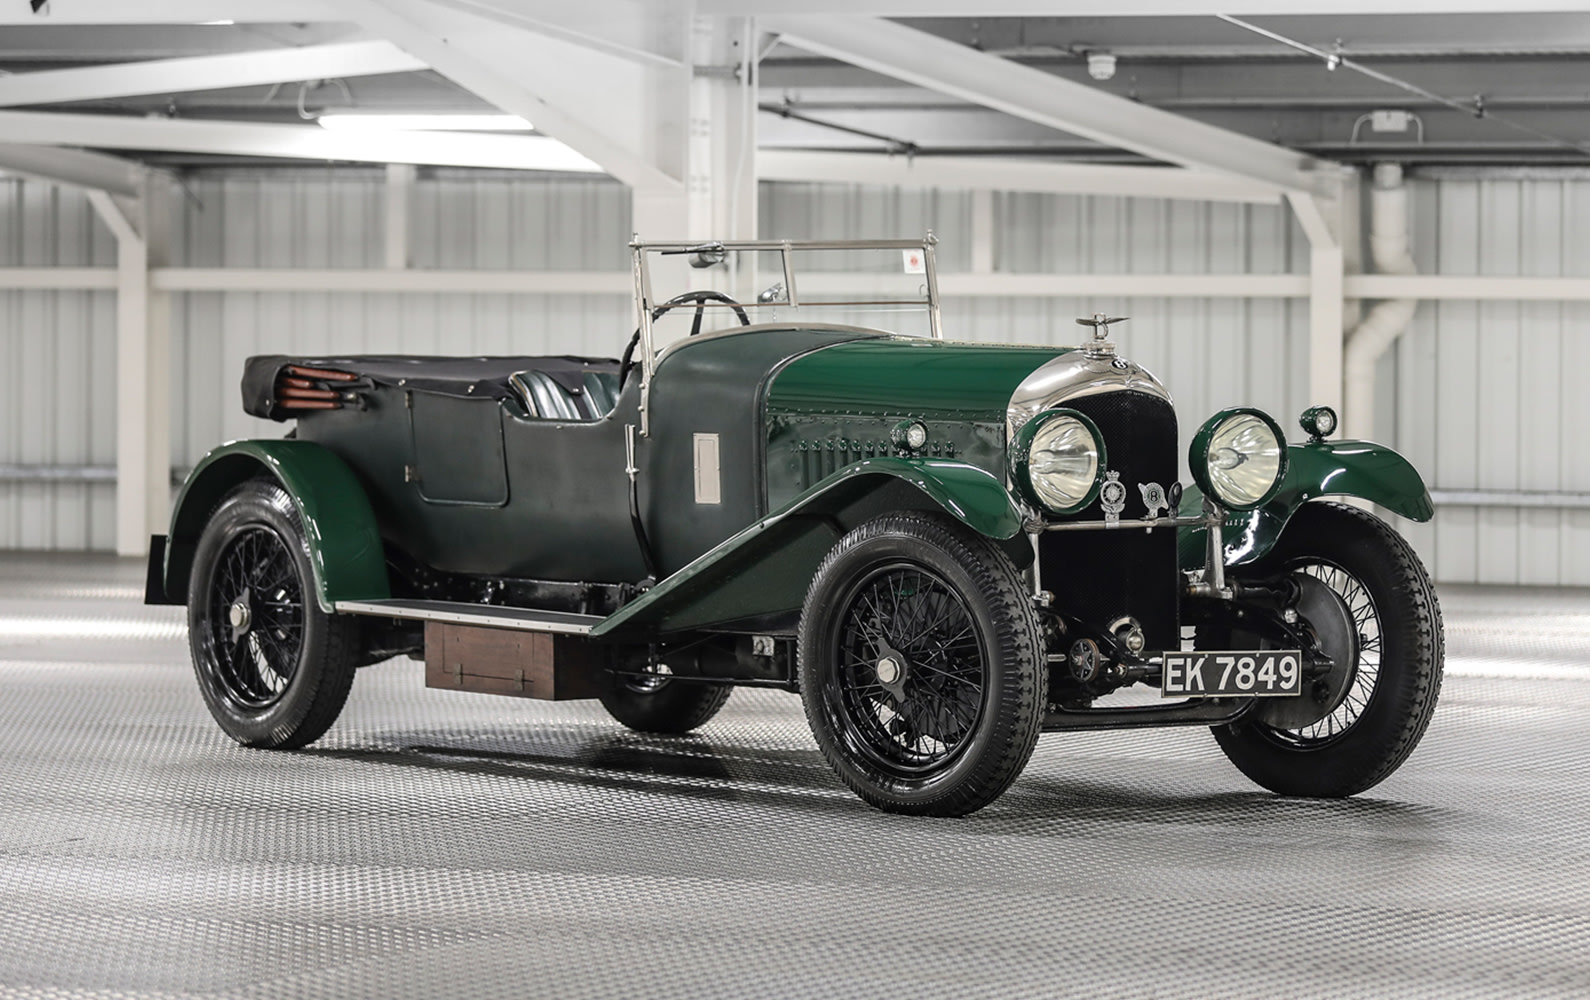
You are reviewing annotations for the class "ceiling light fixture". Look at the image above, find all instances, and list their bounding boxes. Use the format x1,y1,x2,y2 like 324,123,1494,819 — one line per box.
317,113,534,132
1086,52,1117,81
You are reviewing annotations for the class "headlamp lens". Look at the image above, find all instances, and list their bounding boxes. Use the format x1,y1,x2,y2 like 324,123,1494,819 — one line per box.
1026,414,1101,512
1204,412,1283,508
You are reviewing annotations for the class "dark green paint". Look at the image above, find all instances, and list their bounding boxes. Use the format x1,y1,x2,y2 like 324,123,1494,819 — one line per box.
763,412,1007,513
762,337,1063,513
766,339,1068,421
303,380,649,582
592,457,1025,637
165,440,390,611
1177,438,1435,571
209,331,1056,633
410,393,509,506
644,326,883,572
1281,440,1434,521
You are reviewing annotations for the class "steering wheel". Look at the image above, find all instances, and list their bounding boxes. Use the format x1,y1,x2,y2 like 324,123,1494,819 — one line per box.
619,291,751,390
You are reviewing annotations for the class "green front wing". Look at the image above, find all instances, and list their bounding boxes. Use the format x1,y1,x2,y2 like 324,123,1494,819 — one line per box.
1178,438,1435,572
593,457,1026,638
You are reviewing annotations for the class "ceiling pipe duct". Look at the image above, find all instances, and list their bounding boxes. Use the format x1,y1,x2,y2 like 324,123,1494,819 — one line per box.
1344,162,1419,441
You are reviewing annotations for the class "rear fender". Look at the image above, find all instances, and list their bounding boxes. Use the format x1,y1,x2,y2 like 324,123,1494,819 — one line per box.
592,457,1025,638
161,440,390,612
1178,439,1434,571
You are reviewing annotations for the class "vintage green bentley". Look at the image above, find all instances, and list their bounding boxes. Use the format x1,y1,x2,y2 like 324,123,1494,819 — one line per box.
148,237,1443,816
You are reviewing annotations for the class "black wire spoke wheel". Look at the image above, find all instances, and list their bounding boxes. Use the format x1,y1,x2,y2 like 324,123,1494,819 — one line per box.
1212,501,1444,798
833,564,986,774
204,525,305,709
800,513,1044,817
1272,560,1382,747
188,480,359,750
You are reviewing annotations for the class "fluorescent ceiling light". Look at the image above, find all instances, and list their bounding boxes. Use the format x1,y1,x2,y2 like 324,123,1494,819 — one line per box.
317,113,534,132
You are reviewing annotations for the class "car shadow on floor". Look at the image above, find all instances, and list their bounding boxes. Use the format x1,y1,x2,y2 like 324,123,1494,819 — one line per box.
302,728,1452,836
997,771,1450,835
303,729,848,809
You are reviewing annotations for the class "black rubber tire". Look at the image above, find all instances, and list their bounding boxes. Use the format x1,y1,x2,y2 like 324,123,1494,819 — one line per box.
798,513,1045,817
598,677,732,734
188,480,359,750
1213,501,1444,797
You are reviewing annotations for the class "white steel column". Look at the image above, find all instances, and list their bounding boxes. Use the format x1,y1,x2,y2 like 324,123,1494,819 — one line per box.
89,174,171,557
698,17,759,243
634,15,759,307
1308,243,1345,415
1288,185,1349,419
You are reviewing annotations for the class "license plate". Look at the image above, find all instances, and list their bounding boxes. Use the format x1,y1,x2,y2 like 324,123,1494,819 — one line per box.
1160,650,1303,698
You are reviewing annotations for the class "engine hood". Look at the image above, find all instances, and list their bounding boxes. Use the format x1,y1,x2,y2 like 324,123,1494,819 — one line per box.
765,337,1070,421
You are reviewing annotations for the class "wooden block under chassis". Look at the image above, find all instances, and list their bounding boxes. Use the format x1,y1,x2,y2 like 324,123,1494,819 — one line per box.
423,621,605,701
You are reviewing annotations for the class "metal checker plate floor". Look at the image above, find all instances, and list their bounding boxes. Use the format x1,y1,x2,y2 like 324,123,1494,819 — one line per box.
3,553,1590,999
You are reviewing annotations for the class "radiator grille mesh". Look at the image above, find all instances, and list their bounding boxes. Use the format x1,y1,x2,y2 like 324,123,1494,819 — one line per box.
1040,390,1180,649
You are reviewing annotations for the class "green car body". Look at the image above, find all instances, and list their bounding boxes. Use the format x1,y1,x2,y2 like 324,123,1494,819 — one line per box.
152,236,1443,817
156,325,1431,633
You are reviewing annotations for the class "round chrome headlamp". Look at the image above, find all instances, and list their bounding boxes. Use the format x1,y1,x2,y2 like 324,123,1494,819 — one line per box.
1012,409,1106,515
1190,407,1288,511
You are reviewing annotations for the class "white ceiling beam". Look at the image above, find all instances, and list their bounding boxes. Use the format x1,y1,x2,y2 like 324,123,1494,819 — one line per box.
757,150,1283,204
419,0,684,68
0,41,425,108
0,1,338,24
711,1,1590,12
0,110,604,173
0,142,142,195
763,16,1322,195
331,0,681,193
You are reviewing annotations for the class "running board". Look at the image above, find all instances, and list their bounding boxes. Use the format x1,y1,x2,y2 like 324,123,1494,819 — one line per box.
333,599,602,636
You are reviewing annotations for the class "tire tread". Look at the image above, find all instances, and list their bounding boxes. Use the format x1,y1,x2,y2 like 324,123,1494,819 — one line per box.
1215,501,1444,796
799,512,1044,816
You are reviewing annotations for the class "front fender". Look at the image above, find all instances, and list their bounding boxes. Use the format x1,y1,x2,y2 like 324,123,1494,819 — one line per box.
593,457,1024,638
1178,439,1433,571
818,457,1026,540
162,440,390,612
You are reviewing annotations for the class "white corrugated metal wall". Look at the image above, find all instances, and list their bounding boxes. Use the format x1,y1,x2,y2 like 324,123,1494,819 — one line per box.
0,168,1584,584
0,177,117,550
1395,175,1590,585
170,173,634,466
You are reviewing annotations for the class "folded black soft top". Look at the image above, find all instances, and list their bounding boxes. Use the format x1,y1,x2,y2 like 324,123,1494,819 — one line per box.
241,354,620,421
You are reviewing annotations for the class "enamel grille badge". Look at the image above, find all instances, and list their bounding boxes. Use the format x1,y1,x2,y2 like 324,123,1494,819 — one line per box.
1100,476,1174,523
1100,471,1127,523
1139,482,1168,520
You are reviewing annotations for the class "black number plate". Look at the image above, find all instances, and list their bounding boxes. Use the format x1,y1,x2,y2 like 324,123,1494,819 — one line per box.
1160,650,1303,698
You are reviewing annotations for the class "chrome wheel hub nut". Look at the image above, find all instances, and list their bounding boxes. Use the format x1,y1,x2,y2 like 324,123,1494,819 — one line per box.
876,656,902,685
